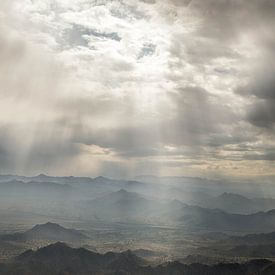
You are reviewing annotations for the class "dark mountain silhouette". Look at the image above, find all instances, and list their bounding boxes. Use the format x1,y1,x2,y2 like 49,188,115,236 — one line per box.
216,230,275,257
0,243,274,275
11,242,145,274
228,243,275,257
1,222,88,243
194,230,275,259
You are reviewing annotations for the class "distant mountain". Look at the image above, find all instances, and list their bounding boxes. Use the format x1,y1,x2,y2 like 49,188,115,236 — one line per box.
201,192,254,213
155,202,275,232
69,176,148,194
135,175,275,199
198,192,275,214
0,174,93,184
1,222,88,243
82,190,275,232
84,189,207,224
0,180,72,195
92,176,115,184
84,189,157,223
0,243,274,275
3,175,275,232
178,208,275,232
0,174,146,189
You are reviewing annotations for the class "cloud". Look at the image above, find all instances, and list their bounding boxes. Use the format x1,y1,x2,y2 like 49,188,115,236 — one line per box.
247,101,275,129
65,86,240,163
0,0,275,178
244,152,275,161
236,60,275,130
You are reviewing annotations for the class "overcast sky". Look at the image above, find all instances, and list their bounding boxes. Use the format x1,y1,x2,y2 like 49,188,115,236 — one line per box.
0,0,275,179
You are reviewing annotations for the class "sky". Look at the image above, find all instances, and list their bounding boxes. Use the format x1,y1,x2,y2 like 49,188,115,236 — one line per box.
0,0,275,180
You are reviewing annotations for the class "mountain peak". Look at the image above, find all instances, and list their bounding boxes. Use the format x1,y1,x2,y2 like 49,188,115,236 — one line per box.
36,173,49,178
44,241,69,250
24,222,88,242
31,222,64,232
113,189,142,200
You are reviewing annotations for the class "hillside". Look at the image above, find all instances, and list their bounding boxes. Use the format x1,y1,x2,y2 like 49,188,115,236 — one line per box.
1,222,88,243
0,243,273,275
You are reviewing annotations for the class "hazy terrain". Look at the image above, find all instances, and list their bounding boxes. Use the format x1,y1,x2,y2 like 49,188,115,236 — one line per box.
1,174,275,274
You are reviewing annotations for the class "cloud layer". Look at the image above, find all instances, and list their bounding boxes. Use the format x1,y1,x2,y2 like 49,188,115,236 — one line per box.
0,0,275,179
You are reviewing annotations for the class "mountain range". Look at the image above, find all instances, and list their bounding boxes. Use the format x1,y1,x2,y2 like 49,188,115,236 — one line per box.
2,174,275,234
81,189,275,232
0,242,274,275
198,192,275,214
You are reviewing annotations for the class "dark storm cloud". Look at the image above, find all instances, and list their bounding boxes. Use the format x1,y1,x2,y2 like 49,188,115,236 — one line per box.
181,0,275,135
236,69,275,100
247,101,275,129
236,65,275,129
